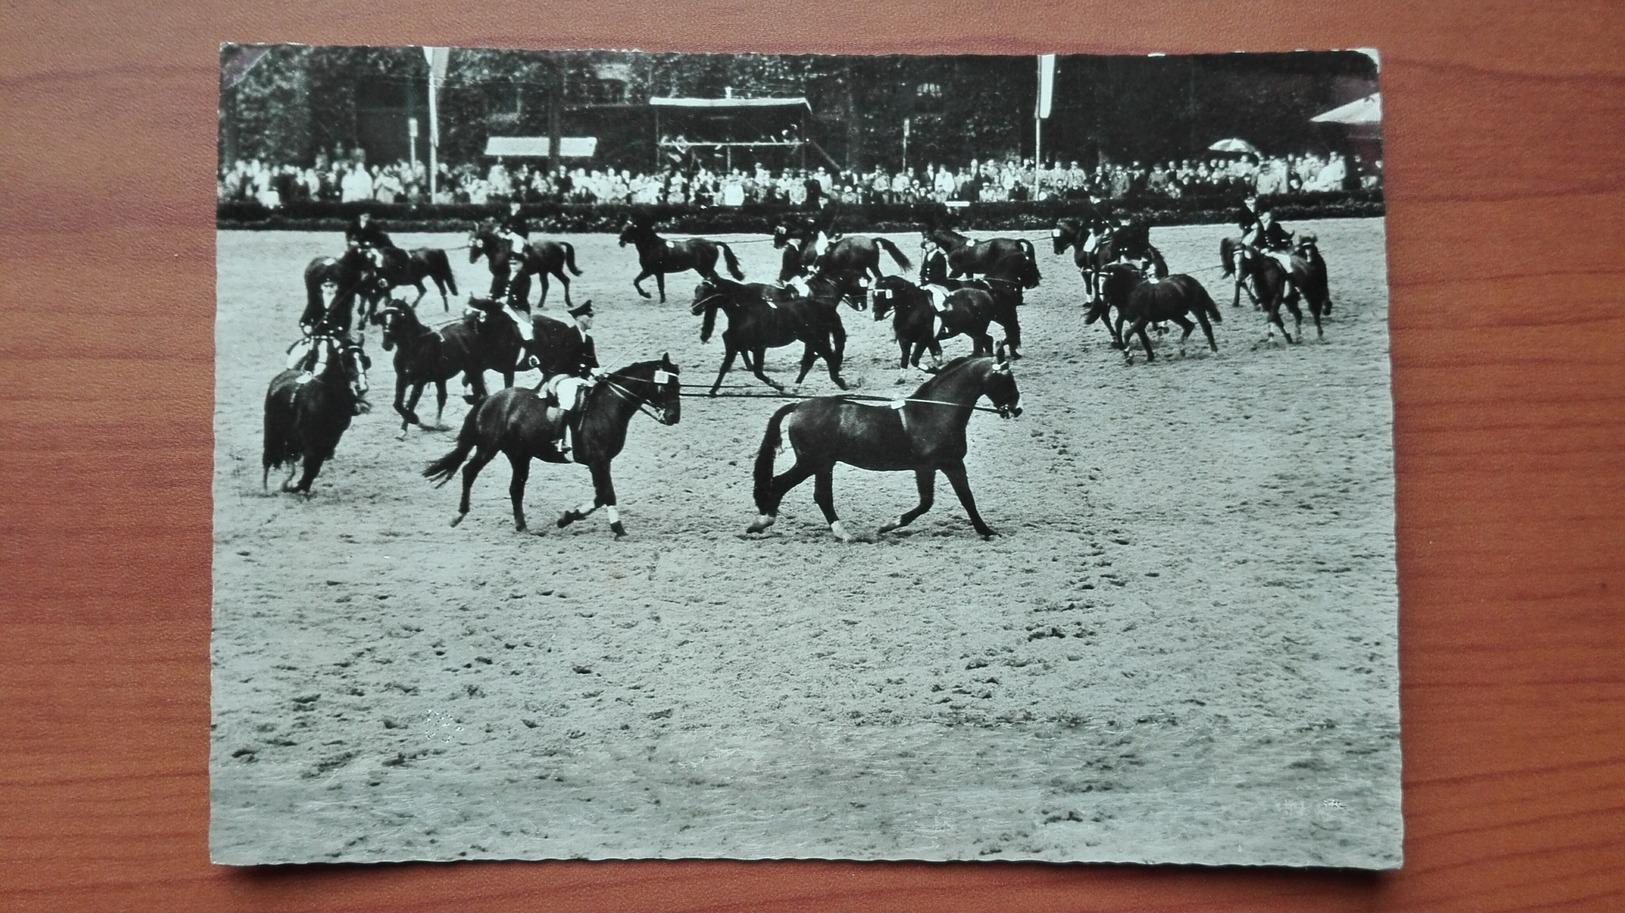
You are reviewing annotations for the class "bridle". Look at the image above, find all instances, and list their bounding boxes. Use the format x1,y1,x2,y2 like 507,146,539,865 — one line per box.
599,368,681,425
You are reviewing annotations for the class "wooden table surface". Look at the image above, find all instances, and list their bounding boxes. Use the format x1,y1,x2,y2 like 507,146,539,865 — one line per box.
3,2,1622,910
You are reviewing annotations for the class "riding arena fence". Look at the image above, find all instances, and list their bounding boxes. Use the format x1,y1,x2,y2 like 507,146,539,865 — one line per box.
217,189,1384,235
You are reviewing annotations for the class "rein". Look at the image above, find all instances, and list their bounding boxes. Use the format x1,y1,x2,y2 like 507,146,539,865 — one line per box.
688,388,1007,414
599,371,679,424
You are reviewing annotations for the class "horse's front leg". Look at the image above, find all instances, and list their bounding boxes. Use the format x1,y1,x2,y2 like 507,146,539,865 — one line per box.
878,468,936,535
709,347,736,396
394,375,421,437
411,283,428,308
1131,318,1157,362
632,269,653,299
655,272,668,304
942,462,996,538
558,461,622,537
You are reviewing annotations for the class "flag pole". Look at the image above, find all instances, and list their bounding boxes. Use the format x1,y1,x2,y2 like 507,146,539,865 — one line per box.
1034,54,1055,200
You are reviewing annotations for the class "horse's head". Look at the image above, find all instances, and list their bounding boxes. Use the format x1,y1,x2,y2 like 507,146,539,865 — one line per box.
814,269,871,311
617,220,647,248
373,301,415,350
340,342,371,406
771,223,790,249
1052,219,1081,254
869,275,911,321
984,348,1022,419
611,354,682,426
468,226,487,263
1295,231,1319,257
689,279,724,318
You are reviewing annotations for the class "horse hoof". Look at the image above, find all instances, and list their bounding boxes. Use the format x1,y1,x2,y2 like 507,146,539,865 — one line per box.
556,511,575,528
610,522,626,538
450,514,465,528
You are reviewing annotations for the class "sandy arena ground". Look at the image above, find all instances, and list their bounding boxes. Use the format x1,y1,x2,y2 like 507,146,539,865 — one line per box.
211,219,1401,867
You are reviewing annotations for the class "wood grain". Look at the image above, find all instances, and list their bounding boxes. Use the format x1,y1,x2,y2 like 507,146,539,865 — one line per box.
2,1,1622,909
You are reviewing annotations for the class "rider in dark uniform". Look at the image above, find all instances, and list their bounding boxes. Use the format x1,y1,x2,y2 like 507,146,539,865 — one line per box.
497,199,530,260
345,211,393,252
544,300,602,458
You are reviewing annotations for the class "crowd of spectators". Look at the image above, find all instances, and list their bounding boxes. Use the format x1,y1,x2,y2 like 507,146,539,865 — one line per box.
219,143,1380,210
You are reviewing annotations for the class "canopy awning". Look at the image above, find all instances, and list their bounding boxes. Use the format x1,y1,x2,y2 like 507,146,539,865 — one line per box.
482,137,599,158
1311,92,1382,126
650,96,812,110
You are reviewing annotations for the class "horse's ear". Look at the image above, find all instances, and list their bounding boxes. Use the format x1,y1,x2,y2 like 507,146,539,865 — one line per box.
995,342,1008,364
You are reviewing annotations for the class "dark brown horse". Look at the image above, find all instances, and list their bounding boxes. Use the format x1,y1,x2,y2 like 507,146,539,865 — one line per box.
618,219,744,303
1053,218,1168,304
372,297,528,437
304,249,387,324
690,273,863,395
468,226,582,311
1086,264,1223,362
262,335,371,495
772,221,913,283
745,352,1023,541
923,228,1041,289
423,356,681,538
374,246,460,312
870,275,1005,373
1236,242,1331,343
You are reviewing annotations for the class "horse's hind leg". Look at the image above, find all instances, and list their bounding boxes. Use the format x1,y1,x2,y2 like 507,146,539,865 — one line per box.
556,270,572,308
1196,312,1219,353
812,467,853,542
452,446,498,527
505,452,531,532
1171,315,1196,357
879,469,936,536
537,274,550,309
943,463,996,538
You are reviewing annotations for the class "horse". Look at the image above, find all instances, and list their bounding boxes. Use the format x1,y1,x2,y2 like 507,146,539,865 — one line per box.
772,221,913,283
373,246,460,312
870,275,1005,374
745,351,1023,542
618,219,744,303
262,335,371,495
1236,242,1331,343
1086,264,1223,362
1220,233,1330,316
922,228,1042,289
468,226,583,311
422,356,681,538
304,249,386,324
690,273,861,395
372,297,530,438
1053,218,1169,303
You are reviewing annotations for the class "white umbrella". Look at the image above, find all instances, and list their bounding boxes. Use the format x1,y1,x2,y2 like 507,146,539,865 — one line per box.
1208,137,1262,156
1311,92,1382,125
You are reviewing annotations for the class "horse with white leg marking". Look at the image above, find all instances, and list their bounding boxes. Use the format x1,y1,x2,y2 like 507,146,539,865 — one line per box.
745,350,1023,541
423,356,681,538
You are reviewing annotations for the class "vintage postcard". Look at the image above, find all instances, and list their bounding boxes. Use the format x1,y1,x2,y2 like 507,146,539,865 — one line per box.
212,44,1399,867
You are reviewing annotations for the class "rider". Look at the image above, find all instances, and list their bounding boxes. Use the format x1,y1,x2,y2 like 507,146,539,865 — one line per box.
291,276,368,412
345,210,394,252
498,198,530,261
543,300,602,459
1080,187,1116,256
1231,192,1264,274
1246,205,1299,295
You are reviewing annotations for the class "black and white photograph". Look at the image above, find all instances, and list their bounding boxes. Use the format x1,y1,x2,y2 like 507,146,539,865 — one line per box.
211,44,1399,868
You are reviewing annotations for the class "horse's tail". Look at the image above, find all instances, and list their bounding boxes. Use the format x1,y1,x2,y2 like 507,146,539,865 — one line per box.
719,243,745,280
423,402,482,486
1019,239,1042,285
1191,277,1223,324
753,403,799,514
875,237,913,272
424,248,458,296
562,241,583,276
